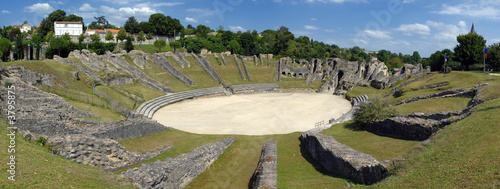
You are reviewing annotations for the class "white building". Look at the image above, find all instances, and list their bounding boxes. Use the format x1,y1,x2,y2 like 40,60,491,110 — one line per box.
54,21,83,36
20,23,32,33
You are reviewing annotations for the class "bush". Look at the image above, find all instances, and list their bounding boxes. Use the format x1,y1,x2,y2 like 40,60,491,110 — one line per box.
45,47,55,59
36,136,47,146
124,37,134,52
354,98,398,127
4,81,12,88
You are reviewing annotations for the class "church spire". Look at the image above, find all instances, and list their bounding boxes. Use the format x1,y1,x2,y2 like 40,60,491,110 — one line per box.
470,23,476,34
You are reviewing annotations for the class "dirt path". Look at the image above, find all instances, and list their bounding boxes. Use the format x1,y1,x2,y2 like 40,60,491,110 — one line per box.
153,93,351,135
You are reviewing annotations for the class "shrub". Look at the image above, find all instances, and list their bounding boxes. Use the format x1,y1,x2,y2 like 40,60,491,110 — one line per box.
36,136,47,146
354,98,398,127
4,81,12,88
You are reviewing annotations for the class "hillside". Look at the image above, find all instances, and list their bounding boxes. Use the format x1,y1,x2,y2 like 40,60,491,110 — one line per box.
0,50,499,188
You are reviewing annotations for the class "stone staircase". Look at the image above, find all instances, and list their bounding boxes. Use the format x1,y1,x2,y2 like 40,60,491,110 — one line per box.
150,54,195,87
135,87,225,118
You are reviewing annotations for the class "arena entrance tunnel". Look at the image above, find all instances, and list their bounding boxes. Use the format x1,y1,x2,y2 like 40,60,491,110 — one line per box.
152,93,352,135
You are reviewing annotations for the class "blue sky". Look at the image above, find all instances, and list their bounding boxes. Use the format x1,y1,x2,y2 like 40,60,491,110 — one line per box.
1,0,499,57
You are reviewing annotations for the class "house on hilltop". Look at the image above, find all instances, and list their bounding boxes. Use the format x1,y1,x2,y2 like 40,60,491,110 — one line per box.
54,21,83,37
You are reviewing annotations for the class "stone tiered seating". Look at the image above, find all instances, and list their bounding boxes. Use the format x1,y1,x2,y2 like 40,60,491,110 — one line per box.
136,87,225,118
351,95,369,106
230,83,280,93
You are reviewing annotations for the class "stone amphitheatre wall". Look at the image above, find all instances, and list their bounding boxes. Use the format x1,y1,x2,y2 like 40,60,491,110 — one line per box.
300,131,388,185
150,54,195,86
122,137,236,189
250,141,278,189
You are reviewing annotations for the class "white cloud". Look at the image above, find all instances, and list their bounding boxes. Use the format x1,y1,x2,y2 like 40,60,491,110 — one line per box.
136,2,184,7
363,30,392,39
324,29,335,32
101,0,137,5
403,0,415,3
304,25,319,30
311,17,317,21
185,17,198,23
435,1,500,19
390,40,410,45
1,10,11,14
205,20,210,24
425,20,468,49
79,3,96,11
51,1,63,5
24,3,54,14
100,5,161,26
395,23,431,36
229,26,247,32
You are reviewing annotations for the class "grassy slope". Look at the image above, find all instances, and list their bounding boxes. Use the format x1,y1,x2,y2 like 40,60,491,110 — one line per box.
208,55,276,85
134,44,172,54
0,119,133,188
171,55,220,88
394,97,471,114
139,59,193,92
370,98,500,188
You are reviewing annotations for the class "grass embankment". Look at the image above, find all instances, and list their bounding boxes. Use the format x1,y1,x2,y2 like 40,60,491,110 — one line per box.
209,55,276,85
133,44,172,54
0,119,133,188
137,59,193,92
371,97,500,188
167,55,220,89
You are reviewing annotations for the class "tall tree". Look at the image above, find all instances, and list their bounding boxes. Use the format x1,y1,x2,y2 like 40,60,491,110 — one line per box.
0,38,12,61
124,16,139,34
124,36,134,52
13,34,23,60
195,25,211,38
411,51,421,64
137,31,145,49
138,22,155,34
275,26,294,55
50,37,68,56
105,31,114,41
44,31,54,42
453,33,486,70
149,13,168,35
170,41,181,51
78,33,86,50
116,28,127,42
32,33,43,59
38,9,66,37
91,33,101,43
486,43,500,71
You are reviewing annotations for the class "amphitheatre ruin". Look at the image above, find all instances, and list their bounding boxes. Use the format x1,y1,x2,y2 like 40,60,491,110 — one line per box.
1,47,498,188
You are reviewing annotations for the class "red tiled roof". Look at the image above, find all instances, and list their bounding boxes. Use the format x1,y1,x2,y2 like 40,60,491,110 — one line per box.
86,29,105,33
108,30,119,34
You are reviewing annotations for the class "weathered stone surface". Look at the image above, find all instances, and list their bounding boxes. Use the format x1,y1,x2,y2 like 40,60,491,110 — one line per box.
122,137,236,189
300,131,387,184
90,119,168,141
385,73,434,97
396,84,487,105
234,54,246,80
250,141,277,189
7,65,55,86
51,134,172,171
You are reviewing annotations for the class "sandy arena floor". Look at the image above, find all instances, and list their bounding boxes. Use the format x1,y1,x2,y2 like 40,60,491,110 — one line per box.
152,93,352,135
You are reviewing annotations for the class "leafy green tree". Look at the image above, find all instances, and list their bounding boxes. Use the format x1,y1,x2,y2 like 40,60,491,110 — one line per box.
429,49,457,72
50,37,68,56
411,51,421,64
44,31,54,43
228,39,241,54
138,22,155,34
0,51,3,61
486,43,500,71
9,28,21,42
275,26,294,55
195,25,211,38
169,41,181,51
38,9,66,37
0,38,11,61
137,31,145,49
62,33,71,41
105,31,114,41
116,28,127,42
453,33,486,70
149,13,168,35
78,33,86,50
377,50,392,62
91,33,101,43
13,34,23,60
146,33,153,40
386,57,404,72
32,33,43,59
124,16,139,34
154,40,166,52
124,36,134,52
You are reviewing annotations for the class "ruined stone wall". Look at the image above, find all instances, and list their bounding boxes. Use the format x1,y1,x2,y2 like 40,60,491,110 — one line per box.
122,137,236,189
250,141,277,189
90,120,168,141
150,54,195,87
300,131,387,184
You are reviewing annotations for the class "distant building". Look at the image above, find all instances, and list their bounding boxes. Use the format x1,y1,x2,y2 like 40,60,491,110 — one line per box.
86,29,120,42
469,23,476,34
54,21,83,37
364,50,379,54
208,32,218,36
21,22,32,33
370,56,378,61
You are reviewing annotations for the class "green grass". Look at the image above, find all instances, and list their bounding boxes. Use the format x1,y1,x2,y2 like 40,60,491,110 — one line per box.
115,82,165,102
138,59,194,92
170,55,220,88
65,98,124,121
208,55,276,85
0,119,133,188
394,97,471,114
321,121,421,161
134,44,172,54
210,54,247,84
96,86,135,110
370,98,500,188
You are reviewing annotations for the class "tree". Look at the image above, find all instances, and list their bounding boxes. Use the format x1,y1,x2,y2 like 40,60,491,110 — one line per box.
195,25,211,38
105,31,114,41
354,99,398,128
138,22,155,34
62,33,71,41
50,37,68,56
13,34,23,60
411,51,420,64
91,33,101,43
124,36,134,52
44,31,54,43
228,39,241,54
275,26,294,55
137,31,145,49
0,38,12,61
149,13,168,35
429,49,458,72
453,33,486,70
9,28,21,42
386,57,404,72
170,41,181,51
146,33,153,40
116,28,127,42
38,9,66,37
32,33,43,59
78,33,86,50
486,43,500,71
154,40,166,52
377,50,392,62
124,16,139,34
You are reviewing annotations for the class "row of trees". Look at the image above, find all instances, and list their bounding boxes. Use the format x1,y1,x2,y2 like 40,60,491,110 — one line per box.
123,14,183,37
